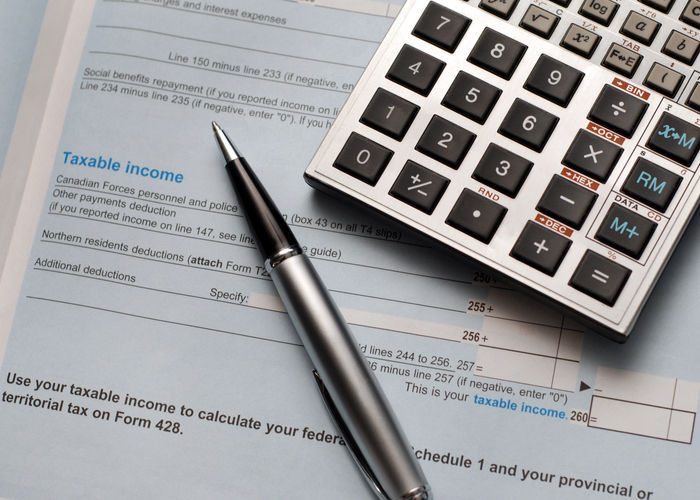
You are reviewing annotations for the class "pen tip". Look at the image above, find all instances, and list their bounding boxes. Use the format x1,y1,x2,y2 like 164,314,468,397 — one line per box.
212,121,221,132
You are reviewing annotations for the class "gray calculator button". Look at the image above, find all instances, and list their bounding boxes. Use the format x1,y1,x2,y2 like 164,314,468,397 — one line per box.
442,71,502,124
644,63,684,98
640,0,674,13
560,24,601,59
498,98,559,152
386,45,445,96
520,5,560,39
472,143,533,197
468,28,527,80
595,204,656,259
662,31,700,65
334,133,393,185
524,55,584,107
412,2,471,53
688,82,700,112
620,157,682,212
601,43,643,78
588,84,648,138
415,115,476,168
360,88,419,141
479,0,519,19
680,0,700,29
511,221,571,276
562,129,622,182
569,251,631,306
619,11,660,46
446,189,507,243
579,0,619,26
646,112,700,167
390,160,449,214
536,175,598,230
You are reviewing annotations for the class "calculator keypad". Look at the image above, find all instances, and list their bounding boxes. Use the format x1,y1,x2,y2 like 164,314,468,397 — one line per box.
306,0,700,341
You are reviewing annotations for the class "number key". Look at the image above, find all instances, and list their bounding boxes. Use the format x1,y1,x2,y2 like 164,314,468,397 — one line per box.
442,71,501,124
498,99,559,152
333,133,393,185
360,88,419,141
468,28,527,80
386,45,445,96
416,115,476,169
412,2,471,53
472,143,533,197
524,55,583,107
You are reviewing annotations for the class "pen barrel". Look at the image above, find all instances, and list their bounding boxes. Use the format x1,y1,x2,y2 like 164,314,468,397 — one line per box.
270,254,428,500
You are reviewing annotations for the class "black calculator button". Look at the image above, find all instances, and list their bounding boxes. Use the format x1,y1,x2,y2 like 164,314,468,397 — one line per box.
467,28,527,80
569,250,631,306
498,98,558,152
550,0,572,5
479,0,519,19
360,88,419,141
560,24,600,59
389,160,449,214
412,2,471,53
601,43,643,78
646,112,700,167
442,71,502,124
415,115,476,169
595,204,657,259
680,0,700,29
520,5,560,39
587,84,648,138
562,129,622,182
524,55,584,107
386,45,445,96
640,0,674,13
579,0,619,26
511,221,571,276
536,176,598,230
333,133,393,185
620,157,682,212
472,143,533,197
446,189,507,243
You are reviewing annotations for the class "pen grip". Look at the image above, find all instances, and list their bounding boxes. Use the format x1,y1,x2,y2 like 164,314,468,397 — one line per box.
270,254,428,500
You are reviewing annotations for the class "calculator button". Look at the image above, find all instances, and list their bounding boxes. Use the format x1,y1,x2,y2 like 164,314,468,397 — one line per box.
511,221,572,275
550,0,571,5
536,175,598,230
415,115,476,169
386,45,445,96
680,0,700,29
587,84,648,138
472,143,533,197
646,112,700,167
524,55,584,107
620,157,682,212
412,2,471,53
468,28,527,80
560,24,600,59
688,82,700,112
601,43,643,78
644,63,684,98
389,160,449,214
562,130,623,182
619,12,660,46
446,189,507,243
333,133,393,185
569,250,631,306
520,5,560,39
595,204,657,259
479,0,519,19
639,0,674,13
662,31,700,65
498,98,558,152
579,0,619,26
442,71,502,124
360,88,420,141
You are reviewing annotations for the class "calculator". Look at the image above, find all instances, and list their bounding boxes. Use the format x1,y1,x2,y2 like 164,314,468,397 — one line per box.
304,0,700,342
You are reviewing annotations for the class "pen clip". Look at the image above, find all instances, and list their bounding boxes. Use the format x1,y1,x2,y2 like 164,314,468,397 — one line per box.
312,370,391,500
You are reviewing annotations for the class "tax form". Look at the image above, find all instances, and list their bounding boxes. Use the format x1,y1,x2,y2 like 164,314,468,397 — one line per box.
1,1,699,498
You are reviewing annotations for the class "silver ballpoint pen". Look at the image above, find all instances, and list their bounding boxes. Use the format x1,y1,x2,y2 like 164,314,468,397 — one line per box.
212,122,431,500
